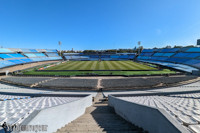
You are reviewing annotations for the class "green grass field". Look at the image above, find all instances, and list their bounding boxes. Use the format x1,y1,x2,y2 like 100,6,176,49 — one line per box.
19,61,177,76
45,61,156,70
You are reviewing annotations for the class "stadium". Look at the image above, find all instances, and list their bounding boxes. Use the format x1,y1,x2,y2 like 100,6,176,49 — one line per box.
1,0,200,133
0,46,199,133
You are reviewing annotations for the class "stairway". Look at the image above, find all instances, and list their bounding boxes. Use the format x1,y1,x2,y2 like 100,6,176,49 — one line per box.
55,92,146,133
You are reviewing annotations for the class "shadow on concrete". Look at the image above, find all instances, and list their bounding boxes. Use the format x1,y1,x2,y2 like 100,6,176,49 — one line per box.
90,103,146,133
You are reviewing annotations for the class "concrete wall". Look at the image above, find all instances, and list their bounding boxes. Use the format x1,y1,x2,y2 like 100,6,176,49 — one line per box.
20,95,92,133
108,95,189,133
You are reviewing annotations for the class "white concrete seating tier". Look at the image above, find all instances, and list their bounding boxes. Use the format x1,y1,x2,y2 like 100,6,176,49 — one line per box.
104,81,200,97
0,83,97,97
170,93,200,98
0,83,20,89
188,125,200,133
119,94,200,133
2,77,52,86
0,97,82,125
0,94,29,100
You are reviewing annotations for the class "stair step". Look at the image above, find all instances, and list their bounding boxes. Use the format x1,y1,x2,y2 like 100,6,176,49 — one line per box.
60,128,139,132
70,122,98,125
55,92,146,133
59,128,104,132
69,123,130,126
75,118,123,121
56,132,107,133
61,131,136,132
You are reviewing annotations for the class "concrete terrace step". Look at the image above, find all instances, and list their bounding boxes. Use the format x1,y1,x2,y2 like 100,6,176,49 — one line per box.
56,131,141,133
85,106,115,114
56,132,107,133
55,92,147,133
58,128,103,131
58,128,141,132
62,126,139,131
75,116,124,120
65,123,137,127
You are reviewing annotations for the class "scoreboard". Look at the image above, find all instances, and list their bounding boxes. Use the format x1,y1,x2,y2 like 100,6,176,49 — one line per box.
197,39,200,45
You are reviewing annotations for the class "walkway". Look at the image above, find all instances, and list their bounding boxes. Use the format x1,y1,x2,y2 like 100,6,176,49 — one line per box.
55,92,146,133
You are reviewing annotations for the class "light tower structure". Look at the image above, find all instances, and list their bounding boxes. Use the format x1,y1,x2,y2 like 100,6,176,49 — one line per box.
138,41,141,55
58,41,62,56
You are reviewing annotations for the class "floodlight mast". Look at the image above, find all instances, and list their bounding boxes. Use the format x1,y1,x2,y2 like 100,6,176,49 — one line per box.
138,41,141,55
58,41,62,56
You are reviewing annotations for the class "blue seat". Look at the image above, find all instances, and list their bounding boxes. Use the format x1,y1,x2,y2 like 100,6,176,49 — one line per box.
35,53,46,57
186,47,200,52
0,54,12,59
9,53,25,58
24,53,37,57
153,53,164,56
46,53,59,57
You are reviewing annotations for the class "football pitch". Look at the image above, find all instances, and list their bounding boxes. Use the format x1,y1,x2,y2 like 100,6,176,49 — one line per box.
45,61,156,70
21,61,176,76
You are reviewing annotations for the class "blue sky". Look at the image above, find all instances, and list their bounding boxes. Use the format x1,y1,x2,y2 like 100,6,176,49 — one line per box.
0,0,200,50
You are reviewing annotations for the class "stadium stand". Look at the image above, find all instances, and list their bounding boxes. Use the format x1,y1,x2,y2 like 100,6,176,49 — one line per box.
0,60,59,73
102,78,159,88
0,48,62,69
2,47,200,133
101,76,197,89
1,77,98,89
1,76,197,90
146,76,197,84
0,80,95,133
39,78,98,89
1,77,52,86
170,93,200,98
0,94,30,100
106,78,200,133
64,53,136,61
0,81,97,96
118,94,200,133
0,96,82,125
137,47,200,73
103,79,200,97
